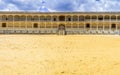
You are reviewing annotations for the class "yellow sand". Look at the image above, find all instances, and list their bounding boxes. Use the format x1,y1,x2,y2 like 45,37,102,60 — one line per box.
0,35,120,75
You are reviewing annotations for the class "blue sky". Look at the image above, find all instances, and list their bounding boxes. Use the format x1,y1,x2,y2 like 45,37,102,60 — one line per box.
0,0,120,12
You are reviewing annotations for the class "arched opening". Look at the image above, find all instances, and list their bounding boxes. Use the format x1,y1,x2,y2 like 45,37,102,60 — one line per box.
2,23,6,27
98,15,103,21
40,16,46,21
86,23,90,28
104,15,110,21
92,16,97,21
0,16,2,21
66,15,71,21
59,16,65,21
111,24,116,29
117,16,120,21
33,16,39,21
98,23,103,30
111,15,116,21
91,23,97,29
73,16,78,21
79,16,84,21
2,15,7,21
33,23,38,28
58,24,66,35
85,15,90,21
52,16,57,21
27,16,32,21
72,23,78,28
59,24,65,30
46,16,51,21
8,15,13,21
79,23,84,29
21,15,26,21
53,23,57,28
46,23,51,28
40,23,45,28
14,15,20,21
104,23,109,30
66,23,71,28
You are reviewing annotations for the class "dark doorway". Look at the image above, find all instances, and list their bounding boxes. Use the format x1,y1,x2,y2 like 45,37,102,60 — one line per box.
53,18,57,21
111,24,116,28
98,17,103,20
59,24,65,30
86,23,90,28
2,23,6,27
33,23,38,28
58,24,66,35
59,16,65,21
68,18,71,21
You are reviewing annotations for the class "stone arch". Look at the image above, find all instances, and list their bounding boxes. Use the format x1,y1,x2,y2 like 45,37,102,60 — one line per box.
111,23,116,29
53,23,57,28
79,15,84,21
52,16,57,21
46,16,51,21
33,23,38,28
98,15,103,20
117,16,120,20
86,23,90,28
46,22,51,28
66,23,71,28
85,15,90,21
79,23,84,28
59,15,65,21
98,23,103,30
92,15,97,20
27,15,32,21
14,15,20,21
21,15,26,21
8,15,13,21
73,15,78,21
58,24,66,35
40,16,45,21
40,23,45,28
104,15,110,20
2,15,7,21
66,15,71,21
72,23,78,28
58,24,65,30
111,15,116,20
33,15,39,21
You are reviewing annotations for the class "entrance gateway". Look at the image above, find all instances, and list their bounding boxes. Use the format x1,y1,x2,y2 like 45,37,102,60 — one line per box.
58,24,66,35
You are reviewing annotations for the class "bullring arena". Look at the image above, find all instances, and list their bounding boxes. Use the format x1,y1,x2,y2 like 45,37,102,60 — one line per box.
0,12,120,75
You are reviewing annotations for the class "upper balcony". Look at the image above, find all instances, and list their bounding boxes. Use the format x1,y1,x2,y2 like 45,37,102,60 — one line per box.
0,15,120,22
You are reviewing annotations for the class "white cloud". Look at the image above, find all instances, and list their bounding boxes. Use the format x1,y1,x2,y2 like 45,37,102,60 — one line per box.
0,0,120,12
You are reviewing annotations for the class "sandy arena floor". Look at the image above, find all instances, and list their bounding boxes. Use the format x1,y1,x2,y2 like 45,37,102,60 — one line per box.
0,35,120,75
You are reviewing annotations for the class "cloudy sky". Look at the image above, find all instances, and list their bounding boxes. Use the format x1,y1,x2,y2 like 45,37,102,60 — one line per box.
0,0,120,12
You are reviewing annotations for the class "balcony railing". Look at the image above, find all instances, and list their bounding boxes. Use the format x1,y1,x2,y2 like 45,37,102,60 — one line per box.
0,19,120,22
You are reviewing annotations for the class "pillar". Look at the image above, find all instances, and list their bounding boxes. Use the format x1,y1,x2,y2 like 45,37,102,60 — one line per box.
97,15,98,31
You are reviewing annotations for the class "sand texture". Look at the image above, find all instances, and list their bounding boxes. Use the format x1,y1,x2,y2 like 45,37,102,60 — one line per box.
0,35,120,75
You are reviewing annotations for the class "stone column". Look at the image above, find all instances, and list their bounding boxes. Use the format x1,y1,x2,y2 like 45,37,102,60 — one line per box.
78,15,79,30
32,16,33,29
102,16,106,31
25,15,27,30
84,15,85,31
90,15,92,31
13,15,15,31
109,15,111,31
116,15,118,31
97,15,98,31
50,15,52,29
71,15,73,29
